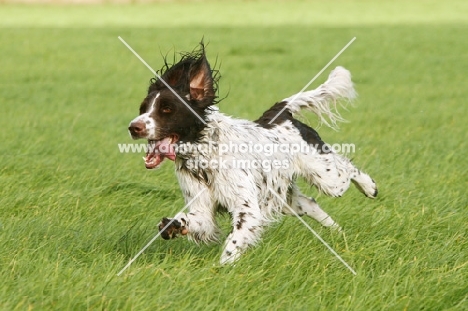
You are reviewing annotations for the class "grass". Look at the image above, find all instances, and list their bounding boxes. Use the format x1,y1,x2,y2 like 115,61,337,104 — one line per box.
0,1,467,310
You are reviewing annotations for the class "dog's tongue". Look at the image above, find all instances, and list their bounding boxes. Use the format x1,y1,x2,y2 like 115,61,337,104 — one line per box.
145,137,176,169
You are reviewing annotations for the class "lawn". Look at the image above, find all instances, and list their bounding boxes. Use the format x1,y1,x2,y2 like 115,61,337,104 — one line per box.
0,1,467,310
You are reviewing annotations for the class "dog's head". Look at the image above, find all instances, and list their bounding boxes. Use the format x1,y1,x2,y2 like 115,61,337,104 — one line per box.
128,45,218,169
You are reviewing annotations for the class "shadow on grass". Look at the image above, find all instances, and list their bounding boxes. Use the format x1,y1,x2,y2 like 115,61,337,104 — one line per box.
99,182,178,200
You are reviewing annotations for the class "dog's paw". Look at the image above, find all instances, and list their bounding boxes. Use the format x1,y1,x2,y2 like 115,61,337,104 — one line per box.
220,248,241,265
362,180,378,199
328,222,343,233
158,217,187,240
352,175,378,199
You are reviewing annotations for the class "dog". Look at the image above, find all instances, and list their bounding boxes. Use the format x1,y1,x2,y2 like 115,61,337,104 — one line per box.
128,44,377,264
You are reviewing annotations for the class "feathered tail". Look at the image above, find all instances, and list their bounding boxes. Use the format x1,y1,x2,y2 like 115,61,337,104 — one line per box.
282,66,357,130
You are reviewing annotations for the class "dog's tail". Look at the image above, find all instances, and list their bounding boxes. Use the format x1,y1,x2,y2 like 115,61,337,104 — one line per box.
282,66,356,130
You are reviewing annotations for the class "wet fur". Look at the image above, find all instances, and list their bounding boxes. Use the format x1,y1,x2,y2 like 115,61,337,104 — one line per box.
128,44,377,264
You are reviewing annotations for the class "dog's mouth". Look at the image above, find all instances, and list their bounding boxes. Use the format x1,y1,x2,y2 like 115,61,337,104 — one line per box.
144,135,179,169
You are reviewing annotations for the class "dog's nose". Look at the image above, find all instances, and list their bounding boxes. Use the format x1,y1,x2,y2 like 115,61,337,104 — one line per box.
128,120,146,137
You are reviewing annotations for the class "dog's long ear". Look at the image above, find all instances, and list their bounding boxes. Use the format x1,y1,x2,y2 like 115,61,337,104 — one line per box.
189,54,215,107
160,62,191,88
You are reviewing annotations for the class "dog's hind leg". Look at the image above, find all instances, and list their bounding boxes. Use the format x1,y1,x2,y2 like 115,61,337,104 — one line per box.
284,185,341,231
298,152,377,199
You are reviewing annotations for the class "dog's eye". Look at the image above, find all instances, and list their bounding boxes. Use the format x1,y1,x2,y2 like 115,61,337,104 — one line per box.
161,107,172,114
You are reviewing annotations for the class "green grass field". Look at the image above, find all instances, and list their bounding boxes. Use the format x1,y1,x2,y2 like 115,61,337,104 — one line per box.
1,1,467,310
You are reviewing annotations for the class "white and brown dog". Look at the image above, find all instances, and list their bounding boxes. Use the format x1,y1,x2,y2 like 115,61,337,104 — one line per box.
128,44,377,264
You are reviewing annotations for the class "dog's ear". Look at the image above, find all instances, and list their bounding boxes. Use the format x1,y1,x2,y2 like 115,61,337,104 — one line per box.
160,63,190,88
166,68,185,87
189,54,215,106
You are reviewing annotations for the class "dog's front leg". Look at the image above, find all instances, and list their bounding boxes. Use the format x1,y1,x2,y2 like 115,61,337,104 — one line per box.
158,216,187,240
159,175,220,243
220,199,264,265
